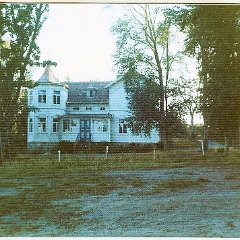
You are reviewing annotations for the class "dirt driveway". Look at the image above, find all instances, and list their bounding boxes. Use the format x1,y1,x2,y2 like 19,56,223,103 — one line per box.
77,167,240,237
1,166,239,237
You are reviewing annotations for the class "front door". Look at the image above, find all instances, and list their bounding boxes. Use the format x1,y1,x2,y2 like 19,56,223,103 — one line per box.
79,119,91,141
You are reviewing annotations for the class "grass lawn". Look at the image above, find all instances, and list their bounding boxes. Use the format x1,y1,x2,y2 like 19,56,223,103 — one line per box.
0,149,240,236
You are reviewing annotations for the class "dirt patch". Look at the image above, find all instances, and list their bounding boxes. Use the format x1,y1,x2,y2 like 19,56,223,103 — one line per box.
0,165,240,237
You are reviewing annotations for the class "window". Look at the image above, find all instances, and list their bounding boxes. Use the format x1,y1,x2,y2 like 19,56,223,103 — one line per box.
29,118,33,132
119,119,128,133
86,107,92,111
38,117,46,132
86,89,96,98
73,107,79,110
53,91,60,104
100,107,105,111
98,121,108,132
63,119,71,132
29,91,33,105
38,90,46,103
52,117,59,132
102,124,108,132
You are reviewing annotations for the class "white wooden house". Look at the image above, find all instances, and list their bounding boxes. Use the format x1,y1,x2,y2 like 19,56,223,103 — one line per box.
27,66,160,150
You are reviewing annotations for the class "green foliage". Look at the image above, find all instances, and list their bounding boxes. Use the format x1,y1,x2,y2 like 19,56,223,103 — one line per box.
112,5,189,148
166,105,188,139
175,5,240,143
123,71,161,135
0,4,49,159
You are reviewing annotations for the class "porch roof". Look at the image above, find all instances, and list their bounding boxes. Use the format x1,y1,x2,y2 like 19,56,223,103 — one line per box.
61,114,112,119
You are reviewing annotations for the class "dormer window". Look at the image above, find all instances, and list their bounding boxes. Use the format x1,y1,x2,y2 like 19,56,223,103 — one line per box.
86,89,96,98
38,90,46,103
53,91,60,104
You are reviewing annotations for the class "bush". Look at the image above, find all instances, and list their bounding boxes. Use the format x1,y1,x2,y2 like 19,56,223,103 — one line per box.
28,146,45,154
217,148,225,154
51,141,157,154
52,141,74,153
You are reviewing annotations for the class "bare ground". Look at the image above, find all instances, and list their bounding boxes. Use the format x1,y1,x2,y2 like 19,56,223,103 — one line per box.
1,165,240,237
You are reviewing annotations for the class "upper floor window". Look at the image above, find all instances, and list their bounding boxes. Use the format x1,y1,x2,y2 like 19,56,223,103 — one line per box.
38,90,46,103
86,107,92,111
119,119,128,134
100,107,105,111
53,91,60,104
29,118,33,132
52,117,59,132
29,91,33,106
73,107,79,110
38,117,46,132
63,119,71,132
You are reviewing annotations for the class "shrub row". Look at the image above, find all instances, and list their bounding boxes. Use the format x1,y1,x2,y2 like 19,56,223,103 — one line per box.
50,141,164,154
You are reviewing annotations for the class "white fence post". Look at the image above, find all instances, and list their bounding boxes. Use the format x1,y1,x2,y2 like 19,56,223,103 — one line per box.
153,147,156,161
198,140,205,156
58,150,61,162
106,145,109,160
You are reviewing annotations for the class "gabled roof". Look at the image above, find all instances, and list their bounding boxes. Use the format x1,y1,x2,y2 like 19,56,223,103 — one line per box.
67,81,112,103
104,75,123,88
37,66,59,84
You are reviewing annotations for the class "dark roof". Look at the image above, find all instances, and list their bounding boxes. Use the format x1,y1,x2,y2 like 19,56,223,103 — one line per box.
37,66,59,84
66,81,111,103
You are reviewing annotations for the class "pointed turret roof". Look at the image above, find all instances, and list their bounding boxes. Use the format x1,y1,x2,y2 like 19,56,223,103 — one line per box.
37,66,59,83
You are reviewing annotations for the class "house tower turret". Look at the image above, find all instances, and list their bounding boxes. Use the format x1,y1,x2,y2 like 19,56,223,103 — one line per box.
27,66,68,150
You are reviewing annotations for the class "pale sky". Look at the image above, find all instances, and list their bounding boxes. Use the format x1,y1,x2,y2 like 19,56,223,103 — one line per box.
33,4,198,82
33,4,118,82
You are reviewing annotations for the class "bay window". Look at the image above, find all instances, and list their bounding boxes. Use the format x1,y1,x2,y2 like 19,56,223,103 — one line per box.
52,117,59,132
38,90,46,103
53,90,60,104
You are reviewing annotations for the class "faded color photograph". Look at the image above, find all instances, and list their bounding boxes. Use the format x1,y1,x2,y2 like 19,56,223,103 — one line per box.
0,3,240,237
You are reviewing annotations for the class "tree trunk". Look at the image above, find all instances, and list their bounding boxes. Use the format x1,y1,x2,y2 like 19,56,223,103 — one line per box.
153,45,168,150
190,110,195,138
0,133,3,162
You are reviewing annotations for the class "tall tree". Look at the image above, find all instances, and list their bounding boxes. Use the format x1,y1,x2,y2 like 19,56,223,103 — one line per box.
175,5,240,144
0,4,49,158
112,5,181,149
